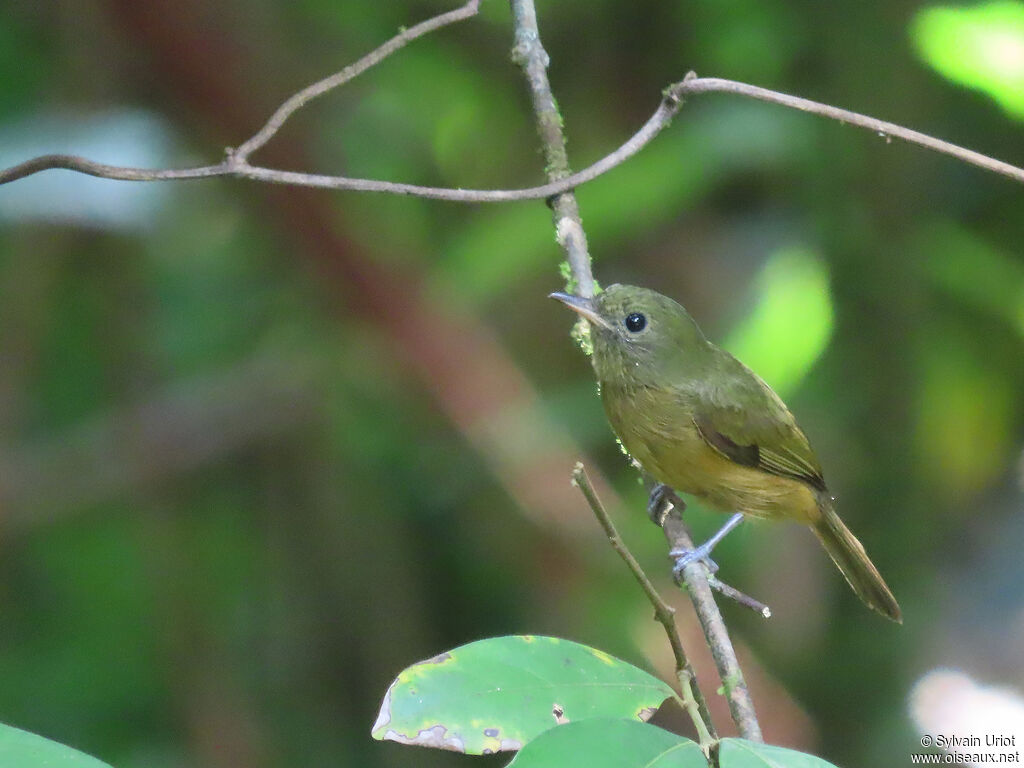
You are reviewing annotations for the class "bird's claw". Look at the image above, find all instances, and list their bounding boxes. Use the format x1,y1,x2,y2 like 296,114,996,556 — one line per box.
647,483,685,524
669,512,744,581
670,544,719,579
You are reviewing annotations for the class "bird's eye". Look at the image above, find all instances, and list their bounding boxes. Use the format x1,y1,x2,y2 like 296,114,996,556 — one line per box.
624,312,646,333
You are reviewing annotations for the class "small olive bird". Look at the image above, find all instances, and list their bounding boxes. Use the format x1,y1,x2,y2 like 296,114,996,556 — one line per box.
552,284,901,622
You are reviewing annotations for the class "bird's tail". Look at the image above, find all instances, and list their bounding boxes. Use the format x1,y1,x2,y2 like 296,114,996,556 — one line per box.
811,500,902,623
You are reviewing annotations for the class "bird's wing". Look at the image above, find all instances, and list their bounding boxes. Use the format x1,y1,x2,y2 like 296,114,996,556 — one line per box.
688,357,826,491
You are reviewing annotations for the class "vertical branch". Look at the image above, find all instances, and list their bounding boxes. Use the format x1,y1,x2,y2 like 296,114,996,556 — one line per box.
508,0,594,298
509,0,764,743
660,504,763,742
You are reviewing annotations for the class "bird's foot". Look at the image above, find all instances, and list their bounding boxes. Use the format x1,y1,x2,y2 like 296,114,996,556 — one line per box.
669,512,745,580
647,483,685,524
670,544,720,578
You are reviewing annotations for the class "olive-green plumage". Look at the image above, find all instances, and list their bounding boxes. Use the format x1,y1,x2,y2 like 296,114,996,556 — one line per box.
553,284,901,622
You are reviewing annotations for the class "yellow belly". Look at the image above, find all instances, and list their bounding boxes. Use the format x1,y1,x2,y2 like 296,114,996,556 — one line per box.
604,387,820,524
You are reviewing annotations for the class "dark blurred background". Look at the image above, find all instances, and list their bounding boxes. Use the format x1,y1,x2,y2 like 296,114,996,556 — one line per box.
0,1,1022,766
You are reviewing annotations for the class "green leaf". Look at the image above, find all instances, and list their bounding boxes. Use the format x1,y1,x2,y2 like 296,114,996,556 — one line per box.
719,738,840,768
0,722,112,768
506,719,706,768
372,635,675,755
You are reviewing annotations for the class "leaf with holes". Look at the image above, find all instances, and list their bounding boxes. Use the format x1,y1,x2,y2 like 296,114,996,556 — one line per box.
371,635,675,755
719,738,840,768
0,722,113,768
506,718,706,767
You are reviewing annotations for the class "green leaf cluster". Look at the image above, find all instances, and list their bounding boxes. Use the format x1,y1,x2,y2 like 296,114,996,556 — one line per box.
372,636,838,768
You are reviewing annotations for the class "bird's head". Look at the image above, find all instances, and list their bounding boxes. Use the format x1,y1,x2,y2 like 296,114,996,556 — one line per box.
549,283,708,385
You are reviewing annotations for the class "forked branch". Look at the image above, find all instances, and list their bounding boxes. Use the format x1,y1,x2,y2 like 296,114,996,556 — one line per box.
573,464,716,750
1,4,1021,195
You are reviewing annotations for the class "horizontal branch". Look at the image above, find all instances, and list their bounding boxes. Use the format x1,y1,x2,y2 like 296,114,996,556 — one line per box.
0,79,687,201
681,77,1024,185
0,154,226,184
2,72,1022,197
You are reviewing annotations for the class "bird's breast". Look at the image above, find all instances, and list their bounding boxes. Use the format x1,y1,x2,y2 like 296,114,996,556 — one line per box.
599,380,819,522
600,381,715,490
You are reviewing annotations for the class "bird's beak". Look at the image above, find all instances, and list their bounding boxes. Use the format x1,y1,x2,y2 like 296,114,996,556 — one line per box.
548,292,614,331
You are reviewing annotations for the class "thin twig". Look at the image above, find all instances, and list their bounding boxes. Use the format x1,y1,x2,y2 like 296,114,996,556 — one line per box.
571,463,716,750
232,0,481,162
679,76,1024,185
657,499,763,743
708,575,771,619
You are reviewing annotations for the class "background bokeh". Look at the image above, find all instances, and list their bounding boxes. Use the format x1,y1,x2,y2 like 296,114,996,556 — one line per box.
0,1,1022,766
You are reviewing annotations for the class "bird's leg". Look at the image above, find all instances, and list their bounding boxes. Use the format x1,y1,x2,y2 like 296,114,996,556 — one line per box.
670,512,745,577
647,483,686,524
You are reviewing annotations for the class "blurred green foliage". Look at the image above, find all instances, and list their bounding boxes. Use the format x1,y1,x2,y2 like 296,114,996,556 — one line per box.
723,247,832,396
0,1,1022,768
912,1,1024,119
